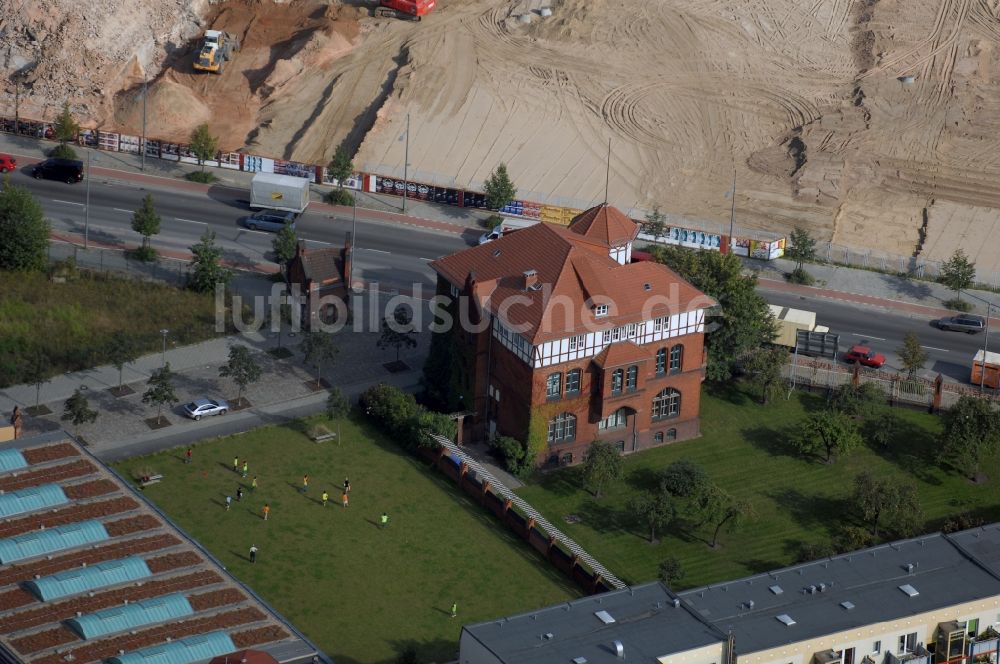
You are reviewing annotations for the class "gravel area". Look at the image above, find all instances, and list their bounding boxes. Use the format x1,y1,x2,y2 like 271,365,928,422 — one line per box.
145,551,203,574
187,588,246,612
232,625,292,649
0,459,96,492
63,479,119,500
0,497,138,539
104,514,160,537
21,443,80,464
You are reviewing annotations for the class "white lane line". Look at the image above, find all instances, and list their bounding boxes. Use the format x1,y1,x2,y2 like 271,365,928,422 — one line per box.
241,228,270,236
850,333,886,341
365,248,391,254
113,208,133,213
52,199,84,207
920,346,950,352
175,217,207,225
305,239,332,246
419,257,435,261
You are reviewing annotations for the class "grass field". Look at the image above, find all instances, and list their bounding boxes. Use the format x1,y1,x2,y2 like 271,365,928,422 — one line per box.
516,384,1000,589
114,415,578,664
0,269,222,387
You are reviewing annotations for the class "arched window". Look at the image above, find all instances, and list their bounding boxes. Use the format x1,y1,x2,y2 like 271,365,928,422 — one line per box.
546,372,562,399
599,407,628,431
566,369,582,394
611,368,624,395
669,344,683,373
656,348,667,375
625,366,638,392
666,428,677,441
652,388,681,420
547,413,577,444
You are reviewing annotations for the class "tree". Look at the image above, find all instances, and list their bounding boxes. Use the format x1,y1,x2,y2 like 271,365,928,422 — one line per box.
325,387,350,421
61,387,98,437
657,556,685,587
939,395,1000,480
793,409,863,463
377,305,418,363
0,181,50,271
131,193,161,258
627,489,674,543
644,205,667,240
660,459,710,499
189,123,219,172
142,364,178,424
940,249,976,300
52,102,80,145
188,229,232,293
218,345,261,407
272,225,298,278
105,331,140,392
327,146,354,188
698,484,755,548
483,162,517,211
830,382,885,420
651,246,776,381
785,227,817,270
742,346,789,404
581,440,624,498
897,332,928,380
851,471,923,539
300,329,339,387
21,350,50,409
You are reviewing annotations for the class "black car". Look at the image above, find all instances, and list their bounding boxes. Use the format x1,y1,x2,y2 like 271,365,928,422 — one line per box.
32,158,84,183
938,314,986,333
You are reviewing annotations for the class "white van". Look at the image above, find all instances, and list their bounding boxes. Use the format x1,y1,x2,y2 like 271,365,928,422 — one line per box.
478,217,538,244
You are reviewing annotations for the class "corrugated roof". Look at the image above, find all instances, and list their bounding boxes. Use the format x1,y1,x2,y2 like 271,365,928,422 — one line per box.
0,483,68,518
0,447,28,473
0,519,108,563
25,555,151,601
68,592,193,640
108,631,237,664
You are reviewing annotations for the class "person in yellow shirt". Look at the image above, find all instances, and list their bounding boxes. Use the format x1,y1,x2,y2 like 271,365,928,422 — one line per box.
321,490,329,507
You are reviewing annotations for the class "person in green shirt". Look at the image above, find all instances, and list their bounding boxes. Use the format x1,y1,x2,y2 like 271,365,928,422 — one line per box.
321,491,329,507
380,512,389,528
451,602,457,618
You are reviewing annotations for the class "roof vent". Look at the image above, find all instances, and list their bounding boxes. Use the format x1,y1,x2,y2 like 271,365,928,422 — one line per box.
75,611,82,617
34,574,40,579
613,640,625,658
523,269,541,291
543,633,554,640
769,585,783,595
492,249,502,258
808,585,817,594
746,600,755,610
573,658,588,664
672,598,681,608
595,610,615,624
899,584,919,598
776,614,796,626
903,563,915,573
819,583,827,592
841,601,855,610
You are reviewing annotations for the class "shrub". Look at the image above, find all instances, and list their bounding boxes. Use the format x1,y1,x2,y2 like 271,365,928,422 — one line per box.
484,214,504,230
788,267,815,285
49,144,78,160
492,435,535,478
324,188,355,206
185,171,217,184
943,298,974,312
360,383,454,449
130,245,157,262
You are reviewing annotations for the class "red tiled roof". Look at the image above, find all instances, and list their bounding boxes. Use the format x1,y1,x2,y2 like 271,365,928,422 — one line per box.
593,341,652,368
297,247,343,284
568,204,640,247
430,214,712,344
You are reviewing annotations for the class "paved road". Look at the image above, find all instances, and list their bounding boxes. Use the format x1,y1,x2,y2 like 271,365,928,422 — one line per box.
761,289,985,383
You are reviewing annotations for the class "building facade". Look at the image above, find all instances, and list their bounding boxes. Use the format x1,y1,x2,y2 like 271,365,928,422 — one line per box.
429,204,713,466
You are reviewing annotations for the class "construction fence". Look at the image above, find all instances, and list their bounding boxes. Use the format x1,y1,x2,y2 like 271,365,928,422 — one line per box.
47,241,195,288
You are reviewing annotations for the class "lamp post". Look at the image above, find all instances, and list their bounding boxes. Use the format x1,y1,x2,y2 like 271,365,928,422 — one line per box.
84,150,99,249
350,193,357,289
159,329,169,368
140,74,147,172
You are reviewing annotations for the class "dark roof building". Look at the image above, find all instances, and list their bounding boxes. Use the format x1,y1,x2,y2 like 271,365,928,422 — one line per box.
0,432,321,664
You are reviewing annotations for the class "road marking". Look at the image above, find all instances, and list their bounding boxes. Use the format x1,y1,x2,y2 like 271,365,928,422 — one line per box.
850,333,886,341
52,199,84,207
175,217,207,225
305,239,332,246
920,345,950,352
113,208,133,213
365,248,391,254
241,229,270,235
419,257,435,261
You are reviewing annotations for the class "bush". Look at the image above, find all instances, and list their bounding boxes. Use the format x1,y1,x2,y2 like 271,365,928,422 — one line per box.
130,245,157,262
49,144,78,160
484,214,504,230
944,298,974,312
788,267,815,285
491,435,535,478
185,171,217,184
360,383,455,449
324,188,355,206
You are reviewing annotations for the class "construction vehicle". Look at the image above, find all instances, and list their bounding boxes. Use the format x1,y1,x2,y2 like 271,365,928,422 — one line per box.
375,0,436,21
193,30,240,74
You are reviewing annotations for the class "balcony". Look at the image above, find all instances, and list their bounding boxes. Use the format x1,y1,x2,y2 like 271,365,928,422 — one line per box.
969,628,1000,661
888,647,932,664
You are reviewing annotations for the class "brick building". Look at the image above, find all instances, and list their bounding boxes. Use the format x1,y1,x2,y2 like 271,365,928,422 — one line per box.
429,204,714,467
286,235,352,328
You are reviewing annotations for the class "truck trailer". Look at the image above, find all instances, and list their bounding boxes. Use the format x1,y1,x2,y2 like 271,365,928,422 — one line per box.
250,173,311,214
769,305,830,347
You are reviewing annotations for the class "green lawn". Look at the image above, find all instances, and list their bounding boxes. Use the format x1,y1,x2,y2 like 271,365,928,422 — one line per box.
114,416,578,664
516,384,1000,589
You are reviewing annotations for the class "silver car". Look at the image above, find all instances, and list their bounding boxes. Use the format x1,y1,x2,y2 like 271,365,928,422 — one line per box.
937,314,986,334
183,398,229,420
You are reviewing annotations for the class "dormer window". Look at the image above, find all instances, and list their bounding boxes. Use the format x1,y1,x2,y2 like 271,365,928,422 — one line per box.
594,304,609,317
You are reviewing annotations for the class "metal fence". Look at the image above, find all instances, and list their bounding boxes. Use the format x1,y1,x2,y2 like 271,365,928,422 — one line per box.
47,242,194,288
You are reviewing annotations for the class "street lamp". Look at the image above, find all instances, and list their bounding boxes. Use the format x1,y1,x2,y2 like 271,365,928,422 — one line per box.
84,149,99,249
140,73,148,172
399,113,410,214
159,329,169,367
959,291,998,391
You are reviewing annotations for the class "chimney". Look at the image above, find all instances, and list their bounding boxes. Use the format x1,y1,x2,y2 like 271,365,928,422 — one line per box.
524,269,539,291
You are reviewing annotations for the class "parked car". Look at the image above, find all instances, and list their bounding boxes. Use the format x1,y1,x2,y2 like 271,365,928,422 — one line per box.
182,398,229,420
0,153,15,173
242,210,296,232
843,344,887,368
937,314,986,334
31,158,84,183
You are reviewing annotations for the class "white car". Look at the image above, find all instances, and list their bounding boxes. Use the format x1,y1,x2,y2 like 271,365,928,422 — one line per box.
182,398,229,421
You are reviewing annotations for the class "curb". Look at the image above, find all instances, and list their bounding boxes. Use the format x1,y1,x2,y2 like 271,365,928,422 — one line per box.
757,277,955,318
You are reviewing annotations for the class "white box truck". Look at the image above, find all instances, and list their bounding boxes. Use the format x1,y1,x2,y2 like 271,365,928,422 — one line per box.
250,173,311,214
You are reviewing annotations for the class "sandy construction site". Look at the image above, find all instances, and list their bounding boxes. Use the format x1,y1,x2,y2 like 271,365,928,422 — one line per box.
3,0,1000,274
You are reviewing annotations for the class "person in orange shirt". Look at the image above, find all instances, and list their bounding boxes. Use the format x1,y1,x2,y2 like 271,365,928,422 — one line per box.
262,503,270,521
341,492,349,508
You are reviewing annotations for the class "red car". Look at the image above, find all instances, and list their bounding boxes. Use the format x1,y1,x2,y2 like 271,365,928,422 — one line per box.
0,153,15,173
844,345,886,368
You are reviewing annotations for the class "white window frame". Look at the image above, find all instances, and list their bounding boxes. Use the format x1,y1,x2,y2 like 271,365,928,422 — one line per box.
594,304,608,317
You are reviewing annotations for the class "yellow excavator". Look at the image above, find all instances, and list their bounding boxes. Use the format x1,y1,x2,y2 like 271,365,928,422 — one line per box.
193,30,240,74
